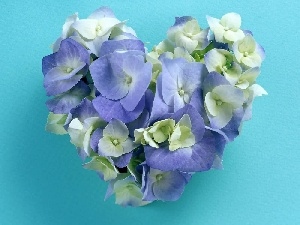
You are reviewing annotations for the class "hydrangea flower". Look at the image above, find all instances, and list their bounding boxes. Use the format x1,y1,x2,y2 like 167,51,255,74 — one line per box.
71,7,136,56
112,176,150,207
142,166,191,201
233,34,265,68
45,113,68,135
205,49,242,85
97,119,137,157
207,13,245,43
203,72,244,129
90,51,152,122
83,156,118,181
160,58,208,112
65,98,105,158
42,38,90,96
168,16,209,53
144,105,222,172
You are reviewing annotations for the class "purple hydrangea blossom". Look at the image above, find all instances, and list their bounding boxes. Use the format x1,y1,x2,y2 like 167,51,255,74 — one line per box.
42,38,90,96
90,51,152,123
145,104,224,172
141,165,191,201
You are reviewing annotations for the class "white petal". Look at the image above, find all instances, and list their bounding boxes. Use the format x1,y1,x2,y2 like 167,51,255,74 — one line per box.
206,15,225,42
238,35,256,53
175,34,198,53
235,80,249,89
204,49,226,72
205,92,218,116
210,103,233,128
213,85,244,108
72,19,99,40
69,118,83,130
220,13,241,31
233,41,244,62
242,53,262,68
224,29,245,42
249,84,268,97
241,67,260,84
103,119,129,141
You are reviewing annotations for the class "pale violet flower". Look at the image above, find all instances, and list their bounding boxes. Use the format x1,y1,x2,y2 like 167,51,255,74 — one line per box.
113,176,150,207
205,48,242,84
242,84,268,121
45,113,68,135
142,165,191,201
83,156,118,181
207,13,245,43
66,99,104,158
134,119,176,148
168,17,209,53
205,84,244,129
235,67,260,89
169,114,195,151
233,34,265,68
98,119,137,157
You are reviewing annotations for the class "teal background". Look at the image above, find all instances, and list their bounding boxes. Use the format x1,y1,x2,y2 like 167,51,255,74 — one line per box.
1,0,299,224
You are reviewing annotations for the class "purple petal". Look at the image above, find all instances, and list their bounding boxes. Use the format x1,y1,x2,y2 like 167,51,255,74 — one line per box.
56,38,90,66
44,74,82,96
171,104,205,142
152,171,187,201
46,81,90,114
42,53,57,75
112,152,133,168
99,39,145,57
145,130,217,172
67,98,99,125
92,94,145,123
221,107,244,141
90,128,103,153
149,74,173,124
202,71,230,94
119,57,152,111
90,53,129,100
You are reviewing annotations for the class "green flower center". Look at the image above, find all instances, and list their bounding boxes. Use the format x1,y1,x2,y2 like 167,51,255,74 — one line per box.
112,139,119,146
125,75,132,85
216,100,223,106
178,89,185,96
156,174,163,181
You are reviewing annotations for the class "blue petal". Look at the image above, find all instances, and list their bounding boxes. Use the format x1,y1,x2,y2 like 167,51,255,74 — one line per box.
112,152,133,168
64,98,100,130
149,74,173,124
221,107,244,141
42,53,57,75
99,39,145,57
92,94,145,123
90,53,129,100
90,128,103,153
46,81,90,114
202,71,230,94
119,57,152,111
152,170,187,201
44,74,82,96
145,130,217,172
56,38,90,66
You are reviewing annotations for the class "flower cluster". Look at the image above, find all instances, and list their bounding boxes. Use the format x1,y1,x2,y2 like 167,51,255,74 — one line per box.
43,7,267,207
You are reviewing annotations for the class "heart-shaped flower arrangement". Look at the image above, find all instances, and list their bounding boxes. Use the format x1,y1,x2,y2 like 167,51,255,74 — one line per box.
42,6,267,207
